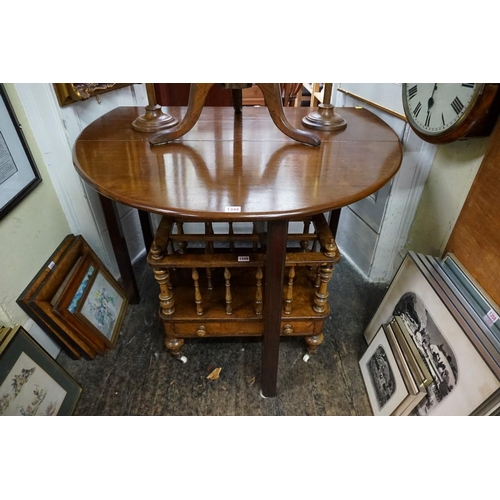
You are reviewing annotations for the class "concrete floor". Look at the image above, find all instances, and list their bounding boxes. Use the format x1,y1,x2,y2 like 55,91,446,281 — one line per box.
57,254,388,416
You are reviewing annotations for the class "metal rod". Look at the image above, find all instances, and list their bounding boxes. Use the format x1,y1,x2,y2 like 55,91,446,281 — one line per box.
337,87,407,122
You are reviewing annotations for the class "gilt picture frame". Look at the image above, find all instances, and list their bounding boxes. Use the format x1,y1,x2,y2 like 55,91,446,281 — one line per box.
53,83,133,107
0,84,41,220
0,325,81,416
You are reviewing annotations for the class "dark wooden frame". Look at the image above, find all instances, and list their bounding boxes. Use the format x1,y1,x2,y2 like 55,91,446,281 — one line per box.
0,84,42,220
0,325,81,416
17,235,128,359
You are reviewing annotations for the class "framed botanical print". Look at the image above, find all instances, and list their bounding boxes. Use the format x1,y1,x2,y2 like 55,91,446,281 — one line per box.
0,84,42,220
0,325,81,416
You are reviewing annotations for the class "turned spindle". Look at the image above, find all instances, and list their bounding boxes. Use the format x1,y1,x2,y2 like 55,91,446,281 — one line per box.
252,224,259,251
192,268,204,315
313,263,334,313
255,266,263,315
284,266,296,315
205,222,214,290
176,222,187,254
229,222,235,252
300,220,311,252
154,268,175,316
224,267,233,315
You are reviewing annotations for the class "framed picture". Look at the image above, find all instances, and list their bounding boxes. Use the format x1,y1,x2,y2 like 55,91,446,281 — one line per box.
17,234,128,359
364,252,500,416
53,83,133,107
56,259,126,348
359,325,409,416
0,325,81,416
0,84,42,220
51,254,109,355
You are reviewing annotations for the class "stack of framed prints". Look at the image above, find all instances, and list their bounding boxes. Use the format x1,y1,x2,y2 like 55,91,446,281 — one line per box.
17,234,128,360
0,324,81,415
361,251,500,416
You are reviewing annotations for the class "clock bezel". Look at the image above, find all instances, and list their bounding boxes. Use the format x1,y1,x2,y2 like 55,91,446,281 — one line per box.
402,83,499,144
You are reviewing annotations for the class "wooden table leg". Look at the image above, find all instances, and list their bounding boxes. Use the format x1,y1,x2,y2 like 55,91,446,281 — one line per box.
138,209,154,252
99,194,140,304
261,218,288,397
329,208,342,238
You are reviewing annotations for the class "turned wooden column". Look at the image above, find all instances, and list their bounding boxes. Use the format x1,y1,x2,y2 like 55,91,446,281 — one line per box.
302,83,347,131
132,83,178,132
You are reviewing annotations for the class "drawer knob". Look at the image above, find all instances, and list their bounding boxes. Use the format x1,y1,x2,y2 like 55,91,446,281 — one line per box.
196,326,206,337
283,324,293,335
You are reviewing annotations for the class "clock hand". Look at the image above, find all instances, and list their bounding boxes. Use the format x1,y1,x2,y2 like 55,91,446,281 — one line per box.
427,84,438,111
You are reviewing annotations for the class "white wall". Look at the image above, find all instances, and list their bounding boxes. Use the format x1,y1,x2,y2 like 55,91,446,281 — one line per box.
334,83,436,283
405,136,490,256
333,83,488,282
14,83,149,277
0,84,72,356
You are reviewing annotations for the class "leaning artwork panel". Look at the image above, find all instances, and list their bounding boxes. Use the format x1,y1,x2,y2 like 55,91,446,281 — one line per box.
0,326,81,416
364,253,500,416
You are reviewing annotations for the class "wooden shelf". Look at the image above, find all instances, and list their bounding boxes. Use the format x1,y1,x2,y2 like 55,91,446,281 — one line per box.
162,266,329,323
147,213,340,355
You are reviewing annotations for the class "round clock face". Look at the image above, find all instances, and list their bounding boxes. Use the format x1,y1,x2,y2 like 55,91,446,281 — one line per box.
402,83,484,136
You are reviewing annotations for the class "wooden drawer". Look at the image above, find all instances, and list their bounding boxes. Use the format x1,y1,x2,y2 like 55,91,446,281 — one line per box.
280,320,315,336
172,318,319,338
174,321,263,338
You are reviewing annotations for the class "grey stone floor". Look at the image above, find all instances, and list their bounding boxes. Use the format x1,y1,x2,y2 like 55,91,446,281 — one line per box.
57,255,388,416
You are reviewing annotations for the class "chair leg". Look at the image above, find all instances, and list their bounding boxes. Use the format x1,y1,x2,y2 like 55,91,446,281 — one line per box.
256,83,320,147
149,83,215,145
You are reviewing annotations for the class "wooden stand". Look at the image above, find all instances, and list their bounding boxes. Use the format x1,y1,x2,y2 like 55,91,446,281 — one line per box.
147,214,340,358
149,83,321,147
302,83,347,132
132,83,178,133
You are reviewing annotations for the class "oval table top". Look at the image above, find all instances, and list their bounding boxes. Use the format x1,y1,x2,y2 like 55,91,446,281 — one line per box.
73,106,403,220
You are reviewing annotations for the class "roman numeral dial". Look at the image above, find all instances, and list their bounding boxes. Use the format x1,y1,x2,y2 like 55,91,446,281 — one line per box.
402,83,483,139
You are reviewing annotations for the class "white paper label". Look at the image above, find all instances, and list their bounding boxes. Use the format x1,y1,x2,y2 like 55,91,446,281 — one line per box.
48,261,56,270
238,256,250,262
224,206,241,213
486,309,499,324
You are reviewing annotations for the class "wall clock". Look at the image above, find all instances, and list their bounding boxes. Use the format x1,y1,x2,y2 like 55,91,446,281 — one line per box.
402,83,500,144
